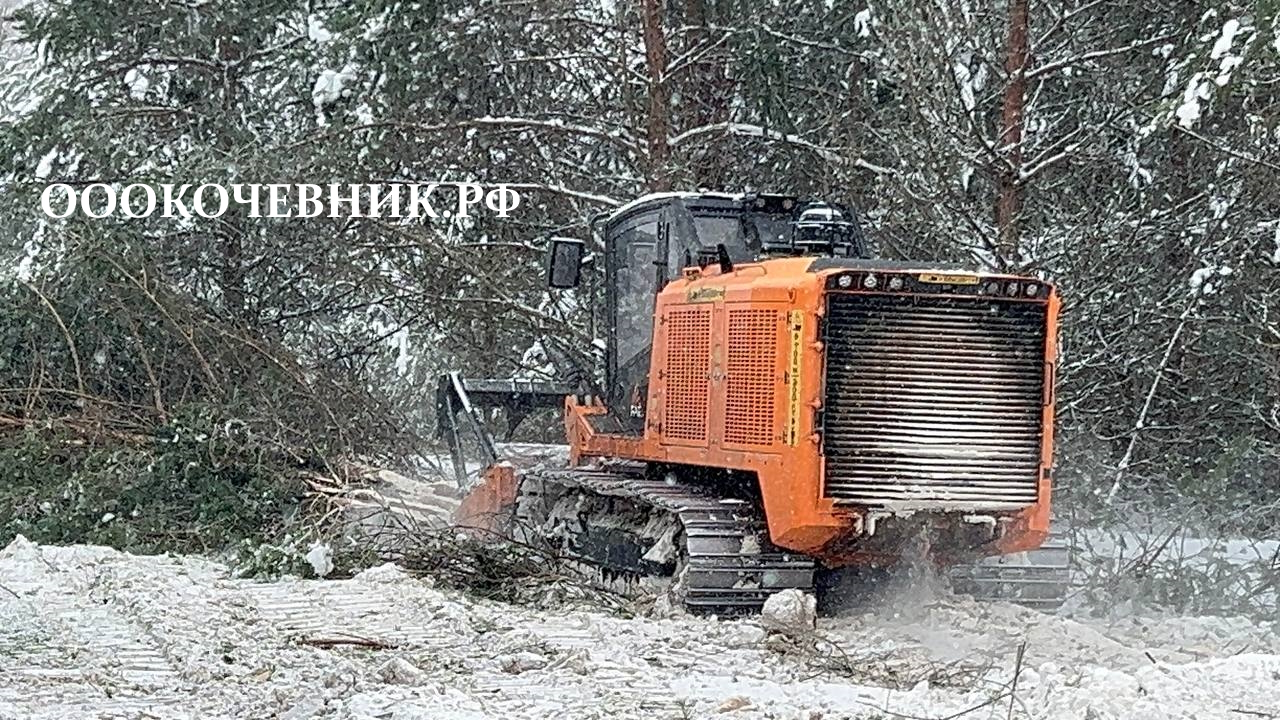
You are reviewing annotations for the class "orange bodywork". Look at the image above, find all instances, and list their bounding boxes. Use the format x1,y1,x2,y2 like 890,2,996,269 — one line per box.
455,463,518,533
560,257,1059,566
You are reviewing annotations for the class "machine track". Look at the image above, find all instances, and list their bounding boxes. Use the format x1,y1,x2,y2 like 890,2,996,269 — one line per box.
510,461,1070,613
513,463,816,613
948,528,1073,610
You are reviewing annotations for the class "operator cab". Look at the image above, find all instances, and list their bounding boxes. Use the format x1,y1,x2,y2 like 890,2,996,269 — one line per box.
591,192,868,428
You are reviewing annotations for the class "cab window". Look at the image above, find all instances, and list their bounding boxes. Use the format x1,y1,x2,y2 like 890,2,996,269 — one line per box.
666,212,756,278
610,213,660,384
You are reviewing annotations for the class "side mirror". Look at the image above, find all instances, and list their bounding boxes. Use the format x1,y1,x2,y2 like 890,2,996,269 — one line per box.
546,237,585,289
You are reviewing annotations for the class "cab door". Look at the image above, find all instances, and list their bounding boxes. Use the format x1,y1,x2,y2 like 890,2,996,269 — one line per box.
605,206,666,430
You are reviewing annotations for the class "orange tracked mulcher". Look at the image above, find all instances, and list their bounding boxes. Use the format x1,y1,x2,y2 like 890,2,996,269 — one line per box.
441,192,1064,612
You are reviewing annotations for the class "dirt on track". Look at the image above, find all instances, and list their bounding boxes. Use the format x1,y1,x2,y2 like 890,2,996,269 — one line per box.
2,536,1278,720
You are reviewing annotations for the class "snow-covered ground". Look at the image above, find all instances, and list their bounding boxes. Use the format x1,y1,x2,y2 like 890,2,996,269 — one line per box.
2,536,1278,720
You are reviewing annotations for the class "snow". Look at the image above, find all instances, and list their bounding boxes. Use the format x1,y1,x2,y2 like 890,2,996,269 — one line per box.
308,15,334,43
305,542,335,577
362,10,391,42
14,238,39,281
853,9,873,38
1189,266,1214,291
313,67,354,106
312,65,358,123
954,58,979,112
1082,528,1277,570
514,340,556,381
1123,149,1153,188
1176,74,1211,128
1209,19,1241,60
123,67,149,100
34,147,57,179
1189,264,1233,296
392,326,413,376
1211,19,1248,86
3,536,1279,719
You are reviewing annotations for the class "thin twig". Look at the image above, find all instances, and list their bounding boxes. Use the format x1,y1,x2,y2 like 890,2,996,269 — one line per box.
20,280,87,397
1007,642,1026,720
1107,299,1196,503
1174,125,1280,173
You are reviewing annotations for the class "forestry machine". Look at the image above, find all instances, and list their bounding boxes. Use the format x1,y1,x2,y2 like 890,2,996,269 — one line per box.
438,192,1069,613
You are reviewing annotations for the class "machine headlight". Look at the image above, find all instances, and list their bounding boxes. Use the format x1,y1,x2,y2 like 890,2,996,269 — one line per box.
887,276,904,291
984,280,1001,295
863,273,879,289
1005,281,1019,296
1024,282,1040,297
837,274,853,288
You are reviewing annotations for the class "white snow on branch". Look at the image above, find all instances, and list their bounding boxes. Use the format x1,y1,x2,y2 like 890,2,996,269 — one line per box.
499,182,621,207
1123,149,1153,188
304,542,334,577
123,68,150,100
1029,35,1177,80
669,122,894,174
468,116,639,152
312,64,359,125
15,238,39,282
1175,73,1211,128
313,65,356,109
307,15,333,43
853,9,873,38
951,54,987,113
363,9,391,41
1211,19,1251,86
34,147,58,180
1209,19,1241,60
1189,264,1232,296
361,116,640,156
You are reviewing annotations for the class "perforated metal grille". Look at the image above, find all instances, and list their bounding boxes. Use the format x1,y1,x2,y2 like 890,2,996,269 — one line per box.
725,309,779,445
664,307,712,441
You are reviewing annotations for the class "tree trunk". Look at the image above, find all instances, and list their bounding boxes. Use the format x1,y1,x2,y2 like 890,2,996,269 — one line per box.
683,0,732,188
995,0,1029,269
220,231,246,321
642,0,671,191
217,27,250,323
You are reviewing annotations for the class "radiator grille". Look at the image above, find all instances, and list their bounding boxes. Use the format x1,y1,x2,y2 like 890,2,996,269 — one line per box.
822,294,1047,508
664,307,712,442
725,309,779,445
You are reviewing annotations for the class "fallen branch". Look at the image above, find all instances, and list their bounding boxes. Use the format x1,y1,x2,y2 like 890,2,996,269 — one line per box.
300,634,397,650
862,641,1030,720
